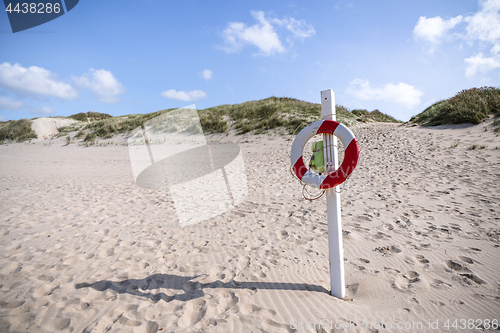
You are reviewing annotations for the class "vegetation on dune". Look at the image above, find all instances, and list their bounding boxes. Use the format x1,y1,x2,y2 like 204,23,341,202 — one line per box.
494,119,500,133
7,87,500,143
56,121,87,137
198,96,359,135
0,119,37,143
69,111,112,122
0,96,405,143
351,109,401,123
410,87,500,128
73,108,176,139
84,132,96,142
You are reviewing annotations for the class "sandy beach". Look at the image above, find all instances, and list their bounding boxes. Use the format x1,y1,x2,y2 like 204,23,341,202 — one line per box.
0,120,499,332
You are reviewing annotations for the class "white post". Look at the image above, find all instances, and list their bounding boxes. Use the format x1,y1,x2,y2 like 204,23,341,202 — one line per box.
321,89,345,298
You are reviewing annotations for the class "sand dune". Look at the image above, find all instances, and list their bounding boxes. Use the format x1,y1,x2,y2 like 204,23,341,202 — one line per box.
31,118,78,140
0,121,499,332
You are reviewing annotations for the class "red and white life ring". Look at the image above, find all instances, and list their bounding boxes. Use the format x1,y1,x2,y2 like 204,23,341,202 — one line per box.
290,120,359,189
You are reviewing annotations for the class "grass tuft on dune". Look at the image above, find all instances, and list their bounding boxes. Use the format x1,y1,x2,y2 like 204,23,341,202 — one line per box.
410,87,500,131
0,119,37,144
351,109,401,123
68,111,112,122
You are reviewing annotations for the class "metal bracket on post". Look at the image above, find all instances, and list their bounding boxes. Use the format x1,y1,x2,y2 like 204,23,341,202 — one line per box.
320,89,345,298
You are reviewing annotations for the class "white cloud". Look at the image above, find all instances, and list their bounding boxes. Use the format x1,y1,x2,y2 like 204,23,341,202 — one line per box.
0,115,6,121
347,79,423,109
464,53,500,76
413,1,500,76
29,106,55,115
0,62,78,99
73,69,126,104
0,97,23,110
200,69,213,81
161,89,207,101
221,11,284,56
465,0,500,44
272,17,315,39
220,11,315,56
463,0,500,76
413,15,463,43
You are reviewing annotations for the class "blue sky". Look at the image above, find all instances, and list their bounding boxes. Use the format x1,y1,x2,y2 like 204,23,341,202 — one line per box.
0,0,499,122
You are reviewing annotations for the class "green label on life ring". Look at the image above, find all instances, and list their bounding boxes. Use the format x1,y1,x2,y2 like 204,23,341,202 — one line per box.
309,140,324,173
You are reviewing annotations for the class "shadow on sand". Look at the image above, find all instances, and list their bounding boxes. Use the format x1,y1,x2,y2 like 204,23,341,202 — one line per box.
75,273,329,303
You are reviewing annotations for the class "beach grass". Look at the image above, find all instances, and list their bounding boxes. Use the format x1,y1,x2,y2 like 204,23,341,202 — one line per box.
0,118,37,143
199,97,332,134
469,143,487,150
56,122,86,137
493,118,500,133
351,109,401,123
84,132,97,143
75,130,86,139
410,86,500,126
198,96,401,135
81,108,178,138
1,97,404,142
69,111,112,122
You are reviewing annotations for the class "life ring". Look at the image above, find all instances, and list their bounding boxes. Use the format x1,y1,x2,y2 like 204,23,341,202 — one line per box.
290,120,359,189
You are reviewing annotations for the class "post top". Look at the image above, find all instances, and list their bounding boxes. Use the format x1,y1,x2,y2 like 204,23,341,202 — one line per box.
320,90,335,119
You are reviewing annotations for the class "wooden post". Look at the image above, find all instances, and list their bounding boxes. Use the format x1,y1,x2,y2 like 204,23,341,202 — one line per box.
321,89,345,298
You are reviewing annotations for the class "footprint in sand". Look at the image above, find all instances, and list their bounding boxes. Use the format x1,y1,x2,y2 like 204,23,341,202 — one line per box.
373,231,391,239
384,223,394,230
458,256,474,264
36,275,54,283
214,291,239,312
239,302,276,316
444,259,486,285
50,318,71,331
177,299,207,327
374,245,402,256
403,271,420,283
345,283,359,298
466,247,482,252
391,271,421,291
356,258,370,264
445,259,470,273
0,300,25,309
415,254,429,264
1,262,22,275
186,261,207,267
430,279,452,289
263,318,295,333
354,265,367,272
33,283,59,297
118,315,141,327
277,230,289,239
384,267,401,276
237,256,250,271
